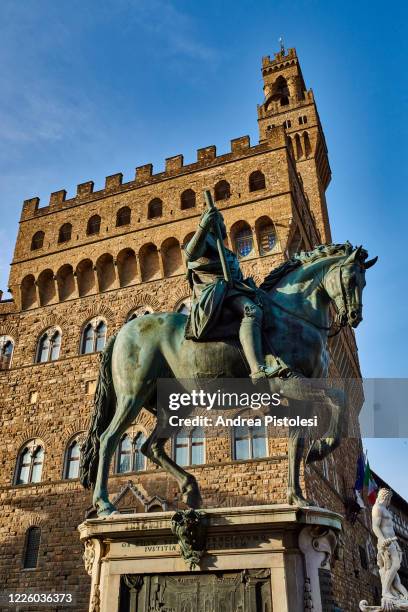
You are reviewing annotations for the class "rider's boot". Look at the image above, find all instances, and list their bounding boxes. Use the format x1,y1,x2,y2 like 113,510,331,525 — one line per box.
239,304,291,382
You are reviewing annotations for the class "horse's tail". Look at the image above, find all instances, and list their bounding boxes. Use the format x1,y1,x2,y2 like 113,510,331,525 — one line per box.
79,333,117,490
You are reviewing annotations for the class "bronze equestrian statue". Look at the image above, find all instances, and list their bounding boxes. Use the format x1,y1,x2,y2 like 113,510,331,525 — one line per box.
80,193,377,517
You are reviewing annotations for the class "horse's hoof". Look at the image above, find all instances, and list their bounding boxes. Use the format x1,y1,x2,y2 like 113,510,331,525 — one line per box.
94,499,118,518
287,489,313,507
306,438,337,463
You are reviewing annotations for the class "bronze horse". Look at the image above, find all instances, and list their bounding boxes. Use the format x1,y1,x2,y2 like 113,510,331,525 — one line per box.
80,243,377,516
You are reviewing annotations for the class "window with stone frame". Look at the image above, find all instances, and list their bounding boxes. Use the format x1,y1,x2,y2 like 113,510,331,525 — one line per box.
175,297,191,315
15,440,44,485
36,328,61,363
23,526,41,569
249,170,266,192
0,336,14,370
64,434,84,479
233,419,267,460
116,430,147,473
81,318,107,354
31,230,44,251
234,226,254,258
86,214,101,236
127,306,153,322
214,180,231,201
116,206,131,227
147,198,163,219
58,223,72,243
180,189,196,210
174,427,205,467
256,217,277,255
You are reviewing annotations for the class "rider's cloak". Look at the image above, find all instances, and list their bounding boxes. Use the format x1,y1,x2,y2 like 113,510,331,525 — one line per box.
184,236,265,340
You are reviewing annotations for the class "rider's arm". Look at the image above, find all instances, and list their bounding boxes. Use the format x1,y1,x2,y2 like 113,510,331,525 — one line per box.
184,208,219,261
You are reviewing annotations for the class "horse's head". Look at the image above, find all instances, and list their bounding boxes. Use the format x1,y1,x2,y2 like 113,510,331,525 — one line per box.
324,245,378,328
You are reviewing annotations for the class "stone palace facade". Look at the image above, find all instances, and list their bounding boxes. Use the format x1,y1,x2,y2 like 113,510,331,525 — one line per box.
0,48,383,610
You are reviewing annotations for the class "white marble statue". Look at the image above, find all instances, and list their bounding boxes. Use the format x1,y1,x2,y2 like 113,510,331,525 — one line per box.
360,488,408,611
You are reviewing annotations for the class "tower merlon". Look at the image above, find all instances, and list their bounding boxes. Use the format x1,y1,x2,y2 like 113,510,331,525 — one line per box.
135,164,153,183
197,145,216,164
165,155,184,174
76,181,94,198
105,173,123,191
49,190,67,207
20,197,40,220
230,136,250,154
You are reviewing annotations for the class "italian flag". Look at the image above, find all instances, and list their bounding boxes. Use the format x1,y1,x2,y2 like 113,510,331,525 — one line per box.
364,460,378,505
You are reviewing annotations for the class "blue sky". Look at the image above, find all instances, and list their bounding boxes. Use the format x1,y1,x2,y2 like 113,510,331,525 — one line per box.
0,1,407,494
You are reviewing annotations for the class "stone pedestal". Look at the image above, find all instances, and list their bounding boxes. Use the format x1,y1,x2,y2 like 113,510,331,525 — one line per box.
78,504,342,612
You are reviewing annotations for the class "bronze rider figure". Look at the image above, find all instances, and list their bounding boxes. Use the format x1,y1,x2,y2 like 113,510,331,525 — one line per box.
184,193,290,381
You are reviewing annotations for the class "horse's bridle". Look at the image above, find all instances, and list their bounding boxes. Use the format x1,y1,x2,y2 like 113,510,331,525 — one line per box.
268,262,351,338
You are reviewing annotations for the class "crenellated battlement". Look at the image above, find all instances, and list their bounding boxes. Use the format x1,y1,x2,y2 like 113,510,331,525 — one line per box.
20,130,287,221
262,47,298,71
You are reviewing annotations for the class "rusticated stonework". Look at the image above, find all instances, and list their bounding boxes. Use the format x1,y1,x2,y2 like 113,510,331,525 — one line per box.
0,48,379,611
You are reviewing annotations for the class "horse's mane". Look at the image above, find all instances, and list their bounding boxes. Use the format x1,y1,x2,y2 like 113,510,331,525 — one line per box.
260,241,363,292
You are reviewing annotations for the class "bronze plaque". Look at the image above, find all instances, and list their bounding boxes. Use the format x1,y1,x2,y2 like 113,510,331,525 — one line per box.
119,569,272,612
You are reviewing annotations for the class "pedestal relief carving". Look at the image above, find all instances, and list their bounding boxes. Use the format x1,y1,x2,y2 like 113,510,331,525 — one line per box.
299,525,341,612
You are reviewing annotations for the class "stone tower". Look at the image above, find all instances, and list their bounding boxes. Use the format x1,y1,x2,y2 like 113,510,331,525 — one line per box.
258,47,332,242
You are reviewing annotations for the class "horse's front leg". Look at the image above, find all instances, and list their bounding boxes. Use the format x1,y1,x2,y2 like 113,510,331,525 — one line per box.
93,394,145,517
287,426,313,507
142,423,202,509
306,388,344,464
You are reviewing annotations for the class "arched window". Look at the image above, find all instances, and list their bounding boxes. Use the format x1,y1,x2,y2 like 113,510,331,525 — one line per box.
233,421,267,460
294,133,303,159
283,120,291,129
161,237,183,277
127,306,153,321
117,248,137,287
31,231,44,251
76,259,96,297
148,198,163,219
214,180,231,201
86,215,101,236
81,319,107,354
116,431,147,473
23,527,41,569
256,217,277,255
299,115,307,125
271,76,289,106
36,329,61,363
64,437,82,479
58,223,72,243
180,189,196,210
16,441,44,485
175,297,191,315
249,171,266,192
37,269,56,306
174,427,205,467
56,264,76,301
303,132,312,157
116,206,131,227
21,274,37,310
95,253,116,292
0,336,14,370
233,224,253,258
139,243,160,281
